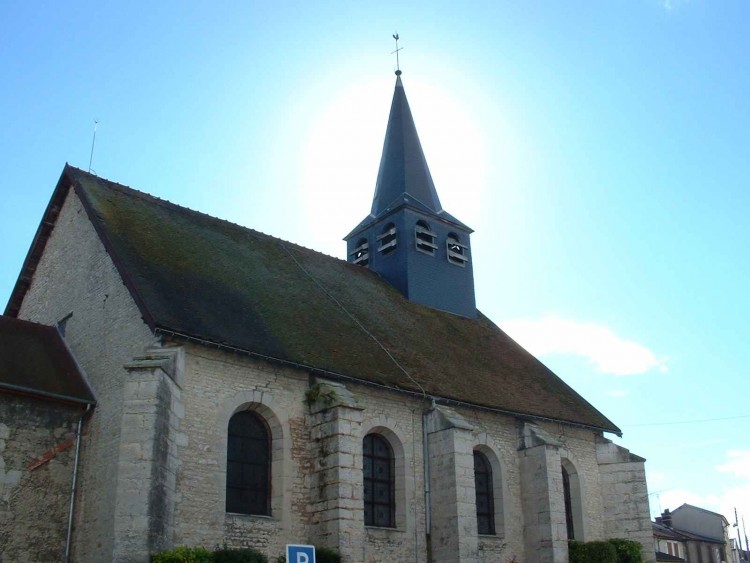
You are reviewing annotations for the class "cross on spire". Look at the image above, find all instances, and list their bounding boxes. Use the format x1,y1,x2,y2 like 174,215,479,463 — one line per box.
392,33,403,75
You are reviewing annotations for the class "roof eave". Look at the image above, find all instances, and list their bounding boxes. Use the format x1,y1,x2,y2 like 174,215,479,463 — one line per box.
0,381,96,407
156,325,622,436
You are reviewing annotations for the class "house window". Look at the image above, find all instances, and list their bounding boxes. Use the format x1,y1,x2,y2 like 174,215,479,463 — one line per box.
446,233,468,266
377,223,397,255
363,433,395,527
351,237,369,266
474,451,496,535
226,411,271,515
415,220,437,255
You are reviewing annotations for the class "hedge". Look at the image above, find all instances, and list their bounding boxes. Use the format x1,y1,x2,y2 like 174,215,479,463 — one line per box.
152,547,213,563
154,546,340,563
569,539,643,563
152,547,266,563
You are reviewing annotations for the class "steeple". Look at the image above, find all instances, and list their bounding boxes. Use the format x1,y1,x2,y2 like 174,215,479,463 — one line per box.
370,74,443,218
345,72,476,318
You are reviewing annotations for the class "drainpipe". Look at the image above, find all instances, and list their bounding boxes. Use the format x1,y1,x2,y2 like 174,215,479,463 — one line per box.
422,399,435,537
65,404,91,563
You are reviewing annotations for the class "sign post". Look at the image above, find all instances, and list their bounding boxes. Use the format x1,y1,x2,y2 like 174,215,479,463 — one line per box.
286,544,316,563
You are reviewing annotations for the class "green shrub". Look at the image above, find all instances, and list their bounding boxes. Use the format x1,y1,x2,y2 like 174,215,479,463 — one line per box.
213,548,268,563
588,541,618,563
608,538,643,563
151,546,213,563
569,540,617,563
314,547,341,563
569,541,586,563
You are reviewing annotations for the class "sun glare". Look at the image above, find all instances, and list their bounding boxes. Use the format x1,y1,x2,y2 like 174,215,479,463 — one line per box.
297,77,489,258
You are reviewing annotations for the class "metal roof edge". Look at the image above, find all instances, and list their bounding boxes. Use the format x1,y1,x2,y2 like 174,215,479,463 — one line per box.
0,381,96,407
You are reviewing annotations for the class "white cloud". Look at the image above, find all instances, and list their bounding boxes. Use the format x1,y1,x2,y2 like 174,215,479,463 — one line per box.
717,450,750,479
501,316,666,376
606,389,628,398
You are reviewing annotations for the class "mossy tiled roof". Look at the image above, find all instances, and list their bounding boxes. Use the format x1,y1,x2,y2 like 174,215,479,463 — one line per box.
10,165,620,433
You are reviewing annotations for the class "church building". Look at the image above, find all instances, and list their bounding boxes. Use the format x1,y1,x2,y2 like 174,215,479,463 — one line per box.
1,71,655,562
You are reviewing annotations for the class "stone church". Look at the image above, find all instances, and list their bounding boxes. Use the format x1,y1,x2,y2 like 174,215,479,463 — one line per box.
1,72,655,562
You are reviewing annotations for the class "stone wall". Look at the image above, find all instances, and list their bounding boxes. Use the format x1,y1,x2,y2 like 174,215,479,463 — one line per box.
170,343,313,560
597,437,656,563
0,394,83,563
111,348,184,562
17,187,157,563
164,342,653,563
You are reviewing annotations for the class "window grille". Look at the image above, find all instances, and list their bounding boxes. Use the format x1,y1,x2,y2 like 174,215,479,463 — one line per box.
226,411,271,515
474,451,496,535
363,434,395,527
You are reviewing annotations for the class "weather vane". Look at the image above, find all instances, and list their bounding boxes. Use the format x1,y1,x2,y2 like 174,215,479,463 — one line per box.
392,33,403,75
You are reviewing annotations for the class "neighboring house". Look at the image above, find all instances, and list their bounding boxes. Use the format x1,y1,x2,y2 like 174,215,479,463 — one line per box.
655,507,733,563
2,71,656,563
654,520,688,562
0,316,95,562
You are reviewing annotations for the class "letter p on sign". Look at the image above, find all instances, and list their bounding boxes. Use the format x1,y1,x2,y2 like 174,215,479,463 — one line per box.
286,544,316,563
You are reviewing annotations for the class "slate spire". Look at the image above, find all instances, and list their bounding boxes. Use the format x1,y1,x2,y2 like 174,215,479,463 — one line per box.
370,74,443,217
345,71,476,318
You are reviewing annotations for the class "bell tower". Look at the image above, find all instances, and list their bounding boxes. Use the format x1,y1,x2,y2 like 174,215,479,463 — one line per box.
345,71,476,318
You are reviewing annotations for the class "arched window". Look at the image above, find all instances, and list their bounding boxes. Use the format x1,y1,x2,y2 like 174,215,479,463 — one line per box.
377,223,397,255
562,464,574,539
226,411,271,515
474,451,496,535
363,433,395,527
351,237,369,266
415,220,437,255
561,459,583,541
447,233,468,266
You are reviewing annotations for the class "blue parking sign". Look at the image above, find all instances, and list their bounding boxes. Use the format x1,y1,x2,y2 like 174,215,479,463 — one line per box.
286,544,316,563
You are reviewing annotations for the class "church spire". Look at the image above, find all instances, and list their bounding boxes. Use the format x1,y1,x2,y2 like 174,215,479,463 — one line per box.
345,68,476,319
370,74,443,217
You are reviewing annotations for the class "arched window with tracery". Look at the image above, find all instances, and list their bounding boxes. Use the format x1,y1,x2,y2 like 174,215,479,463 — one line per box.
363,433,395,527
226,411,271,515
474,450,496,535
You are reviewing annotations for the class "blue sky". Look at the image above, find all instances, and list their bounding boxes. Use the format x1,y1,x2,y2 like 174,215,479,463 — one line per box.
2,0,749,537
